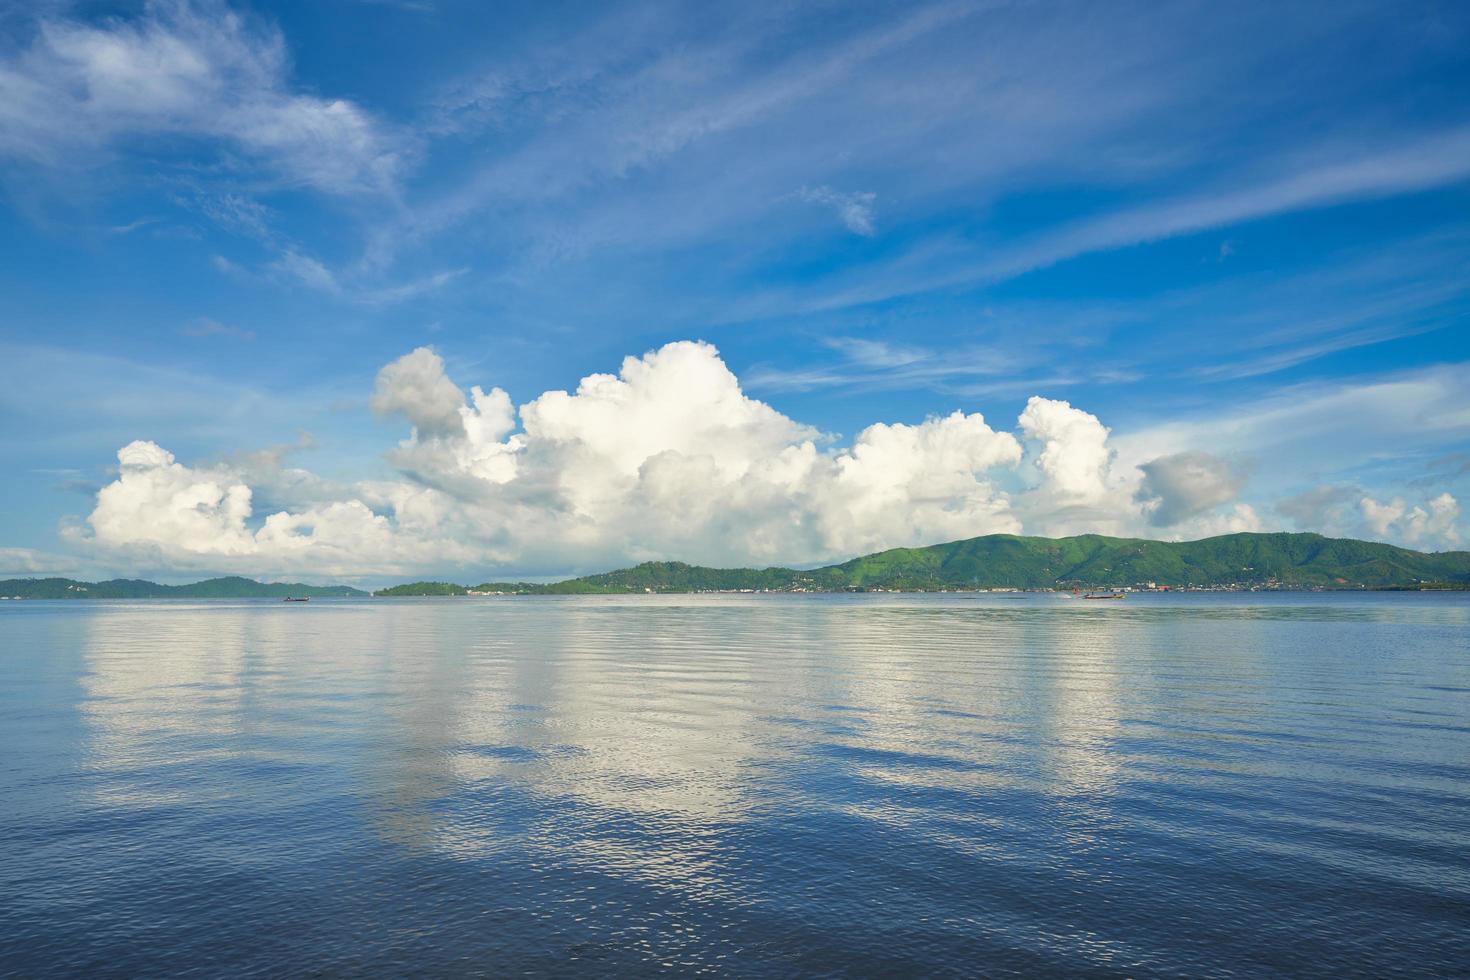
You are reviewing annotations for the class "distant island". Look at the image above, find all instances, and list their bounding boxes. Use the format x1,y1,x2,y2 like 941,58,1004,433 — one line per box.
374,532,1470,596
5,533,1466,600
0,576,368,599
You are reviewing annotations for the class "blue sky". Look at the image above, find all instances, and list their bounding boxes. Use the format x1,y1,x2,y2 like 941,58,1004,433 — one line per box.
1,0,1468,583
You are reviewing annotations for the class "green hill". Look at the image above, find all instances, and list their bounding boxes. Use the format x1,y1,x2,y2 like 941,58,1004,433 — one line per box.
0,576,367,599
823,532,1470,589
416,532,1470,595
9,533,1465,599
495,561,817,594
373,581,468,596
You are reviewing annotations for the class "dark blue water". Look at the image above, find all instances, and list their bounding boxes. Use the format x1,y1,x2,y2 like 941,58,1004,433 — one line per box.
2,593,1468,977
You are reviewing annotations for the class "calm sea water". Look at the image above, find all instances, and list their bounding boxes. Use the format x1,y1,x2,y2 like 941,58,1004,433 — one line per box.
2,593,1468,977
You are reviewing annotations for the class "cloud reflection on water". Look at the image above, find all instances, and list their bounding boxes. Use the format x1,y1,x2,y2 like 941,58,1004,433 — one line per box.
65,597,1470,908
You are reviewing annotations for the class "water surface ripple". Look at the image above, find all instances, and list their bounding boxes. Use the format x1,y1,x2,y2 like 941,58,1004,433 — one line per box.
2,593,1468,977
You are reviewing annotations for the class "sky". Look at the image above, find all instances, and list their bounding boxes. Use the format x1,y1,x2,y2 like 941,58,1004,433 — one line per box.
1,0,1468,584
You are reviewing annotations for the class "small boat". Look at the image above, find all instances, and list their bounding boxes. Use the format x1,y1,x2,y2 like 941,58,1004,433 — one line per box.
1082,592,1125,600
283,596,310,603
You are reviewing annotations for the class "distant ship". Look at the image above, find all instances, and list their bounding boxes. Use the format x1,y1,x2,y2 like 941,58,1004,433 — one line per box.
1082,592,1125,600
282,596,310,603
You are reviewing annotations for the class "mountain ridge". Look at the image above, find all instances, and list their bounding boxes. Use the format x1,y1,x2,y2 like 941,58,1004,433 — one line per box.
376,531,1470,595
0,576,368,599
6,533,1466,599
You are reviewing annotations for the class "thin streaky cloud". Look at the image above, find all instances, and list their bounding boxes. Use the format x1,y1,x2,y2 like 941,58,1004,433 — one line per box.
180,317,256,341
758,126,1470,320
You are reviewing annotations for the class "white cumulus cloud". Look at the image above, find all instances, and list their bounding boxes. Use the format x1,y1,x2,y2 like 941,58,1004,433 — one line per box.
1017,396,1114,501
1276,484,1462,548
1136,451,1248,526
62,340,1467,580
70,441,475,576
370,341,1024,568
88,440,257,555
1361,492,1460,547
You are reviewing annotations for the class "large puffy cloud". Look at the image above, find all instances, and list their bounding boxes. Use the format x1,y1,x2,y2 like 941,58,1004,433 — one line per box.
1007,395,1157,538
824,412,1023,552
1136,451,1248,526
371,347,472,439
1276,484,1361,535
1361,493,1460,547
515,341,817,516
1276,485,1462,548
1018,396,1113,501
372,348,523,494
73,342,1042,576
372,341,1023,567
89,441,256,555
0,547,94,578
71,441,476,576
1172,503,1264,538
67,340,1465,580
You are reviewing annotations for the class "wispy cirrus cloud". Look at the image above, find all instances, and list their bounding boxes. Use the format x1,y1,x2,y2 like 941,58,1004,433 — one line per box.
180,317,255,341
215,247,467,306
739,126,1470,320
1113,362,1470,491
106,217,160,235
741,229,1470,406
0,0,403,193
371,0,1469,300
797,186,877,236
748,336,1028,394
396,2,985,252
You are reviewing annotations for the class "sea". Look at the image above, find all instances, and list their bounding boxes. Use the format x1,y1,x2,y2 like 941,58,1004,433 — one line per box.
1,592,1467,977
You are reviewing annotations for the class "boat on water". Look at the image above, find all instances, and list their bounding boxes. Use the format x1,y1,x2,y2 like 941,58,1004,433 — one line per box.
282,596,310,603
1082,592,1125,600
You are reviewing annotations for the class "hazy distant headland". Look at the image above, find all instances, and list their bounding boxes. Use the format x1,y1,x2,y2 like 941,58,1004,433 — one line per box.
378,532,1470,596
0,576,367,600
6,532,1468,601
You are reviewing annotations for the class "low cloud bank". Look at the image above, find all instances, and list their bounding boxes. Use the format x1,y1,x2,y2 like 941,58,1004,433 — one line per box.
59,341,1463,578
